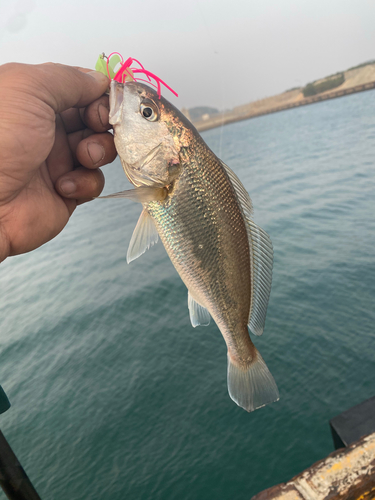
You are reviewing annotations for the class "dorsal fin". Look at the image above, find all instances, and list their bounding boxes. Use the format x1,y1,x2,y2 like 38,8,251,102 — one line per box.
220,160,253,219
246,218,273,335
220,161,273,336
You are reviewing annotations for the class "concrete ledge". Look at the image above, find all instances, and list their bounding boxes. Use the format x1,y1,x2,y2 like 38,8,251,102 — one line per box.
251,432,375,500
194,82,375,132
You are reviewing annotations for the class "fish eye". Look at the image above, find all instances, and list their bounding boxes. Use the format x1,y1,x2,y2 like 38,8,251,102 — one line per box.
140,101,159,122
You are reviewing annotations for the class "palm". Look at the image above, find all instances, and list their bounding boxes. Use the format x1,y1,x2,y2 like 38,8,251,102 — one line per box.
0,105,75,255
0,63,116,261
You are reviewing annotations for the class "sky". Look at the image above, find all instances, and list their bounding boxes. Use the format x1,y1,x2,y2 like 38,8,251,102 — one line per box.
0,0,374,111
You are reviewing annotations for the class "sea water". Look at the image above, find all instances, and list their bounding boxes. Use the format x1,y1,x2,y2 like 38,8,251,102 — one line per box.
1,89,374,499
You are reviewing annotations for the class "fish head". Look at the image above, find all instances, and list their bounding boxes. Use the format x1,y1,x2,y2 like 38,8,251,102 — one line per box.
109,81,186,188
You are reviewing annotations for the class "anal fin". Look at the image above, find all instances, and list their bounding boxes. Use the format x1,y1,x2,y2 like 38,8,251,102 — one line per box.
188,292,210,328
127,209,159,264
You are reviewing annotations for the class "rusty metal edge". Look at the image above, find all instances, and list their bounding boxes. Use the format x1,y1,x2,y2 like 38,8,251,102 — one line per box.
251,432,375,500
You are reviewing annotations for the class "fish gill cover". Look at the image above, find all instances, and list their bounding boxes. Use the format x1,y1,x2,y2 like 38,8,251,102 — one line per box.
95,52,178,99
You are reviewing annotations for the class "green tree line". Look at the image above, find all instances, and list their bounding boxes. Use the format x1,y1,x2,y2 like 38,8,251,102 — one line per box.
303,73,345,97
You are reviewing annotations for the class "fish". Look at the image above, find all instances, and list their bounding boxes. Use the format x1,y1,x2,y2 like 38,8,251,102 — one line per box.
103,80,279,412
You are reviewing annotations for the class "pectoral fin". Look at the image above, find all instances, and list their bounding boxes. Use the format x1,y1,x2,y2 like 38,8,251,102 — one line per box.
127,209,159,264
98,186,167,203
188,292,210,327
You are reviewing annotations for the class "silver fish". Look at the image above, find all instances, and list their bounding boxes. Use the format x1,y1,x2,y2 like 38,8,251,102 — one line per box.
104,80,279,412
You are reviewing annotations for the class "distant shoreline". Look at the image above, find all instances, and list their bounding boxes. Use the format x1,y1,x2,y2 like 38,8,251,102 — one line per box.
193,81,375,132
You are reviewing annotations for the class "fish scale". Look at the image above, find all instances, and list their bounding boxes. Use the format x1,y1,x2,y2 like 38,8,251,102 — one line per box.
148,136,250,337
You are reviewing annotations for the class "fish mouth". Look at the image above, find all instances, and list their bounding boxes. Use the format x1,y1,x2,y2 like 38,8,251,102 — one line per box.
109,80,124,126
109,81,149,126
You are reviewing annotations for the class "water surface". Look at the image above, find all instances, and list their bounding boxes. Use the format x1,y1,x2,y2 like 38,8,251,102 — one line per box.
1,89,375,499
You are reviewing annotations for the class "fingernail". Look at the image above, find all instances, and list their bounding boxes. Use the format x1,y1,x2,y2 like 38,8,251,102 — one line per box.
59,180,76,195
98,103,109,128
87,142,105,165
88,70,109,84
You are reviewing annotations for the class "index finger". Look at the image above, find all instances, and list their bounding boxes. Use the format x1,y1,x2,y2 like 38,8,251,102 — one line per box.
61,95,110,134
1,62,109,115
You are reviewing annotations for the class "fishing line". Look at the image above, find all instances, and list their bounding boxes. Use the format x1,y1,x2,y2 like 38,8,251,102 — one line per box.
196,0,226,158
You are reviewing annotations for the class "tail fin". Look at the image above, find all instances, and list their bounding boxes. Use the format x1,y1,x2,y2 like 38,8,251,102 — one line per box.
227,349,279,412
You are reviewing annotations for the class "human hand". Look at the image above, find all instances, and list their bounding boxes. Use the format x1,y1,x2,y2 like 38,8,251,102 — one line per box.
0,62,117,263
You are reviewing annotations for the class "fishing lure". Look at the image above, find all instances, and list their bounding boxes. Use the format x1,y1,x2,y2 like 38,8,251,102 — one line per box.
95,53,178,99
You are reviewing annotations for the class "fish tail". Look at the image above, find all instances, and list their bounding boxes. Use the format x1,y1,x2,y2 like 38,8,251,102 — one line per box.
227,347,279,412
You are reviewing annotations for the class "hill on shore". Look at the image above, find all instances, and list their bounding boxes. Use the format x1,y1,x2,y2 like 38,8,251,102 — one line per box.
187,60,375,126
184,106,219,122
232,60,375,119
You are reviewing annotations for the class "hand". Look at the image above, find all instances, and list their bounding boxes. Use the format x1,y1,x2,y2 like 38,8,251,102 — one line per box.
0,62,117,262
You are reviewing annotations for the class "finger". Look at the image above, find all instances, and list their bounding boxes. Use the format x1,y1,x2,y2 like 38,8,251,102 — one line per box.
68,131,117,168
4,63,110,114
83,95,110,132
77,198,95,206
55,167,105,200
60,108,85,134
47,115,74,183
67,129,94,166
60,95,110,134
41,63,109,112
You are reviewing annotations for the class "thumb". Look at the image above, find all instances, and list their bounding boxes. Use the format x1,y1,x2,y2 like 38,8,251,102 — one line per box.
2,63,109,114
38,63,110,113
